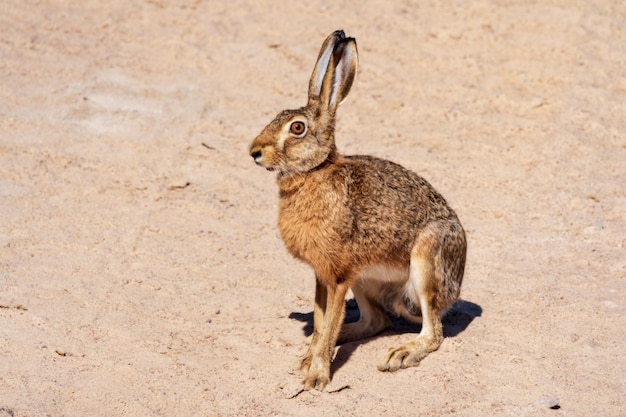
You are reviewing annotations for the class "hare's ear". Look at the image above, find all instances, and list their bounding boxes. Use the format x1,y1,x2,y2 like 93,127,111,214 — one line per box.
308,30,348,103
323,37,358,110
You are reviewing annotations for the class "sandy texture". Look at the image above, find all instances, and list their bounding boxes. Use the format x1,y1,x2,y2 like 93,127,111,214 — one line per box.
1,1,625,416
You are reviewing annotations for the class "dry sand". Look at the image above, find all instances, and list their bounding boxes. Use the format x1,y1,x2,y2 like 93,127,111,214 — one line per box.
1,1,625,416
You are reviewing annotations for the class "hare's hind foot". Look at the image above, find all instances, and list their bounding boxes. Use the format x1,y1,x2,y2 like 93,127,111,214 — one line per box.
377,284,445,372
377,328,444,372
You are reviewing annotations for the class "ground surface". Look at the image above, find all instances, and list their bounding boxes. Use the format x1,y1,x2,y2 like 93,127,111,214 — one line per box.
1,1,625,416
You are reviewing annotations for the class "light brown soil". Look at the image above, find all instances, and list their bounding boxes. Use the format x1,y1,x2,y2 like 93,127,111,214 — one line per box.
1,1,624,416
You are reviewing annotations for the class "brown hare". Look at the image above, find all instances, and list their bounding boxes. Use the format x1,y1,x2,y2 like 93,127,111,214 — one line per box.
249,30,467,391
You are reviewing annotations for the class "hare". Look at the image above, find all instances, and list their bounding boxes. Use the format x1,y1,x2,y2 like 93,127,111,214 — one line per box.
249,30,467,391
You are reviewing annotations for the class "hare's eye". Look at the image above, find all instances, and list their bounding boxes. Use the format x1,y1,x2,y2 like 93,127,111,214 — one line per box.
289,121,306,136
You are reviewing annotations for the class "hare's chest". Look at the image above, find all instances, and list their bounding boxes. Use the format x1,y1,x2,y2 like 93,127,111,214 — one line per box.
277,192,348,268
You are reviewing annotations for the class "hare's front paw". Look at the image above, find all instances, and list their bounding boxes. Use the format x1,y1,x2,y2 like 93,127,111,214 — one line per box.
301,356,330,391
300,351,313,373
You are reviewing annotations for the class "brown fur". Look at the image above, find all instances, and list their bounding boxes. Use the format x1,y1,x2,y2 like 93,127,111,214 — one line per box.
249,30,467,390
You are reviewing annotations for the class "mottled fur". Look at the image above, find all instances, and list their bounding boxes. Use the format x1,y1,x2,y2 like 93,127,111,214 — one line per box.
249,30,467,391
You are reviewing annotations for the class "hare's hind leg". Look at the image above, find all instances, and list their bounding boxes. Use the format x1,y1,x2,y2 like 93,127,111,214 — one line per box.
377,225,451,372
377,256,443,372
338,279,391,344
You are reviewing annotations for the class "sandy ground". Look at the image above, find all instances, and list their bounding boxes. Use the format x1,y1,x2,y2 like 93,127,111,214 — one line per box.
1,1,625,416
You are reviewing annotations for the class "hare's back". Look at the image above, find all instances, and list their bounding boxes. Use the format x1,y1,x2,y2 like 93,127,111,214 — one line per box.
327,155,456,264
342,155,453,223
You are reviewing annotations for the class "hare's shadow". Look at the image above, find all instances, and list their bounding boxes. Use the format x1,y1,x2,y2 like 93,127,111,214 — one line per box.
288,299,482,376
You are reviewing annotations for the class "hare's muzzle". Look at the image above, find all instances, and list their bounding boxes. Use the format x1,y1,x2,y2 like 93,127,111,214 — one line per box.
250,149,263,165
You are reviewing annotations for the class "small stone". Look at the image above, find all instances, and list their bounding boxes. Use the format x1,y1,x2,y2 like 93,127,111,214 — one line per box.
280,381,305,399
530,97,545,108
535,396,560,409
167,181,191,190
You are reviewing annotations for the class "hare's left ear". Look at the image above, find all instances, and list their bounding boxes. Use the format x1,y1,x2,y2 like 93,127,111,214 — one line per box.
308,31,358,111
308,30,345,103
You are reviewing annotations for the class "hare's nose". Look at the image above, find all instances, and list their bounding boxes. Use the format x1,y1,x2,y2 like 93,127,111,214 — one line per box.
250,150,262,164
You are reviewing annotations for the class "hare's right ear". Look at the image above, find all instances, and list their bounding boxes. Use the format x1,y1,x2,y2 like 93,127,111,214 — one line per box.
308,30,358,111
324,37,358,110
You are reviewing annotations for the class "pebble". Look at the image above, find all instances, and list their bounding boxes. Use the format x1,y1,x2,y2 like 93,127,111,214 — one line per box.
535,396,560,409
